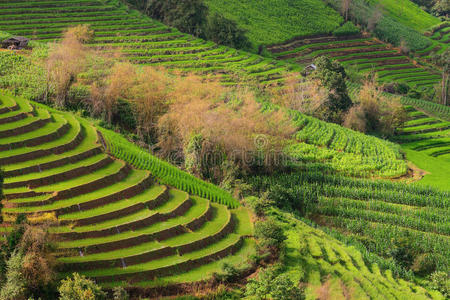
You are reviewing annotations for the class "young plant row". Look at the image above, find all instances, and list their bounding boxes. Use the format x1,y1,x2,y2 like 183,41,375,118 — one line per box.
98,127,240,208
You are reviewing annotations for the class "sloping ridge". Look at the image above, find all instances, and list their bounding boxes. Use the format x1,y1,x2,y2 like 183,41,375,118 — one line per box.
0,92,254,286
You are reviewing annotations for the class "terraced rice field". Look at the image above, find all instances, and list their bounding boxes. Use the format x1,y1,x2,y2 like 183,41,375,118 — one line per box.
417,22,449,61
274,209,445,300
0,92,254,286
396,105,450,161
268,34,441,89
251,172,450,273
288,108,407,178
0,0,291,85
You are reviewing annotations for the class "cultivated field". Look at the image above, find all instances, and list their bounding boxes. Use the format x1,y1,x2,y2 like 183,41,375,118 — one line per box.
252,172,450,275
0,92,254,286
0,0,292,86
204,0,343,49
268,34,441,90
273,209,445,300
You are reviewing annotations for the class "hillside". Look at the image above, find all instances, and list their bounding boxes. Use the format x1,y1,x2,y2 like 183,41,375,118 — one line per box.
0,92,254,286
269,208,445,300
0,0,293,86
204,0,343,50
0,0,448,299
373,0,440,32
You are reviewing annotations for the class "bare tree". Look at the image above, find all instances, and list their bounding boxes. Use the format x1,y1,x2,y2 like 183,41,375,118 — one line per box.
342,0,352,21
431,49,449,106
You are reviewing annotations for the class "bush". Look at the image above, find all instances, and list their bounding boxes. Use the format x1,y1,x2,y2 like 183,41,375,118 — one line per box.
428,271,449,298
332,21,360,36
58,273,106,300
205,13,249,49
112,286,129,300
412,253,439,276
254,219,286,250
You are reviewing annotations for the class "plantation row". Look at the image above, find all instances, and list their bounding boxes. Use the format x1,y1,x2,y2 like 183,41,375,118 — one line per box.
250,172,450,271
0,0,291,85
419,22,449,60
288,109,407,178
396,106,450,160
0,92,253,286
268,34,441,90
274,210,444,299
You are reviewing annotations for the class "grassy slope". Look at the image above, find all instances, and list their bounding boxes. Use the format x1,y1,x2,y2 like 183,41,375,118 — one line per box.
270,208,444,300
204,0,343,49
404,149,450,190
373,0,440,32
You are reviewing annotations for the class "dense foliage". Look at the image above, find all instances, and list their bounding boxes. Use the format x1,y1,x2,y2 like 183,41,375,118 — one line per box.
324,0,435,51
125,0,249,49
205,0,343,50
99,127,240,208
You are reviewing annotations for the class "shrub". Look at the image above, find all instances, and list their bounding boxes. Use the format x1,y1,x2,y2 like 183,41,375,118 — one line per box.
428,271,449,298
332,21,359,36
412,253,439,276
0,251,25,300
271,274,305,300
58,273,106,300
112,286,129,300
254,219,286,250
205,13,249,49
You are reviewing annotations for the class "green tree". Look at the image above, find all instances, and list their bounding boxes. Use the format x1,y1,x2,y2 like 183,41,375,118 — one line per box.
271,274,304,300
254,219,286,250
431,49,449,106
0,250,26,300
142,0,208,37
311,56,352,123
58,273,106,300
205,13,249,49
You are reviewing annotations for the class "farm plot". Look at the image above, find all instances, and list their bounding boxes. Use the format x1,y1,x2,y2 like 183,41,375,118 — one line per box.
268,34,441,90
251,171,450,274
0,92,253,286
204,0,343,50
396,103,450,160
0,0,290,85
417,22,449,61
287,109,407,178
272,209,445,300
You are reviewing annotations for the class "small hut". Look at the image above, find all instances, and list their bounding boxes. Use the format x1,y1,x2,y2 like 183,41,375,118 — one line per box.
1,36,29,50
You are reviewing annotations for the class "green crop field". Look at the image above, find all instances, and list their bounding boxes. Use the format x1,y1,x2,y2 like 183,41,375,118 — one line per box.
372,0,440,32
268,209,445,300
0,91,254,286
204,0,343,49
268,34,441,90
394,99,450,190
0,0,294,86
251,170,450,277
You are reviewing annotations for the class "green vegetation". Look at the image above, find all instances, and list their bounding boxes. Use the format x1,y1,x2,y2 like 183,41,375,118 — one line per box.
249,170,450,277
265,208,445,299
0,92,253,289
0,0,293,86
374,0,440,32
269,34,440,90
204,0,343,50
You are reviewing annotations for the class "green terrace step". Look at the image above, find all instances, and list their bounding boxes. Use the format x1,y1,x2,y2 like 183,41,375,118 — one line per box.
3,153,110,188
0,113,82,165
55,191,209,249
0,108,51,138
2,118,99,174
